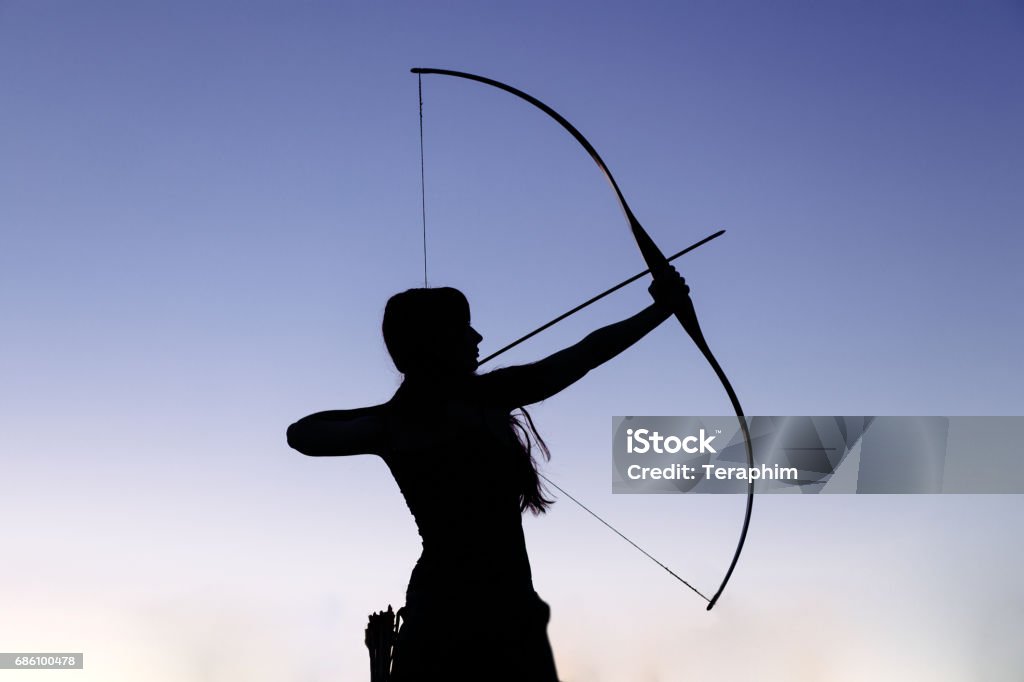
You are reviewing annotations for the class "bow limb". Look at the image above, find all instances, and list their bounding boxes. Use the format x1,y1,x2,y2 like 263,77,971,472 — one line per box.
633,221,754,610
630,206,754,611
413,67,754,611
685,313,754,611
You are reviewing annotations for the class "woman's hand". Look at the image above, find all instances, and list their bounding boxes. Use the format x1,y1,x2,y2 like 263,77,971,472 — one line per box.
648,264,699,333
648,264,689,310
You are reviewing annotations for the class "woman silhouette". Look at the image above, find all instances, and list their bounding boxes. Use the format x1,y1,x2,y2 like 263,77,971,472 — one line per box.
287,266,691,681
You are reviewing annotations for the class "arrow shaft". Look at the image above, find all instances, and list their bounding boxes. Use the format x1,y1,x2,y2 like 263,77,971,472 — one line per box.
479,229,724,366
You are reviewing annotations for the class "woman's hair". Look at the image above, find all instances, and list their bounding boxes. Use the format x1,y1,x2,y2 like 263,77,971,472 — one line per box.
383,287,554,514
510,408,554,515
382,287,469,375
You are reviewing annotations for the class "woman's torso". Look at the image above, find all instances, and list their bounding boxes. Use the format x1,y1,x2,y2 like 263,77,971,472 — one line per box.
381,378,535,605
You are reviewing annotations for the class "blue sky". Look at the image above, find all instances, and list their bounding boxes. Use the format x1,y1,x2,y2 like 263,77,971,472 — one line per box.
2,2,1022,680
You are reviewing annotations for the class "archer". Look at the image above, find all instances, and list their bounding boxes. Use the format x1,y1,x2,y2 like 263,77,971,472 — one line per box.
287,265,692,681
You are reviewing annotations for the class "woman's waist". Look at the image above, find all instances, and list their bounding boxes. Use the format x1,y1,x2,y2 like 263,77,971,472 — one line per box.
414,513,527,550
407,552,534,598
404,575,541,614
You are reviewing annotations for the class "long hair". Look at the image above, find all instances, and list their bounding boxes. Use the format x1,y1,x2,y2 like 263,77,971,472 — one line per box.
510,408,554,515
383,288,554,515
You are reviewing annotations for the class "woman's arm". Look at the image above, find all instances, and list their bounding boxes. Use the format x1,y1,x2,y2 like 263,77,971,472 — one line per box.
478,303,670,407
479,267,691,407
286,405,388,456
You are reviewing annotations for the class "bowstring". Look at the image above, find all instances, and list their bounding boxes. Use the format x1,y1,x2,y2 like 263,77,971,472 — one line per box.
418,74,429,287
415,75,708,603
538,474,710,603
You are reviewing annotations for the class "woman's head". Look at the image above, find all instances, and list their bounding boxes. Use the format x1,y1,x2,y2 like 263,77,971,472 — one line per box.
382,287,482,376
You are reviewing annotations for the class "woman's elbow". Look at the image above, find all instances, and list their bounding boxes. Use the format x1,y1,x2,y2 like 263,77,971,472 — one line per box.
287,422,321,456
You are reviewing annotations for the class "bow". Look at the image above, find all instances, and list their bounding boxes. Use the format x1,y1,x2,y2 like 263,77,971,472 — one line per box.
412,67,753,611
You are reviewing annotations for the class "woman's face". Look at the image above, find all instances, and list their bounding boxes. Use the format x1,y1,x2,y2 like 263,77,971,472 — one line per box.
465,322,483,371
437,317,482,374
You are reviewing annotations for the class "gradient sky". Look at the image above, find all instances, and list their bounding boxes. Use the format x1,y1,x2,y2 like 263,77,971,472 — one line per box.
2,2,1023,680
